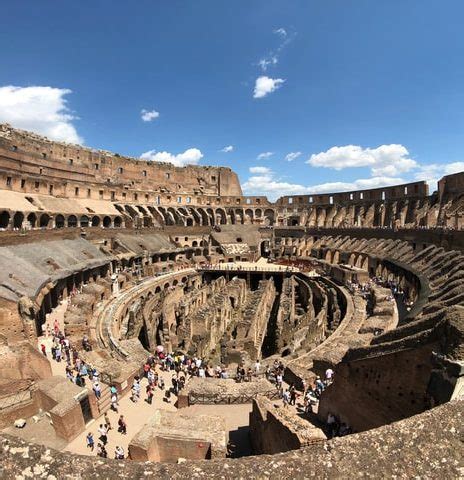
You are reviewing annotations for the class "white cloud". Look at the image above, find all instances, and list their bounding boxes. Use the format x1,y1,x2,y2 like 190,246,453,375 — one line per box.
274,28,287,37
257,151,274,160
307,144,417,176
253,76,285,98
285,151,302,162
220,145,234,153
307,176,405,194
243,166,405,201
0,85,82,143
257,28,296,72
141,109,160,122
258,57,278,72
249,166,272,174
414,161,464,191
140,148,203,167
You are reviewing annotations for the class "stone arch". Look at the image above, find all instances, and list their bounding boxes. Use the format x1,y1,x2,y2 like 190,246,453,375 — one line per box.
13,211,24,229
114,216,122,228
103,216,112,228
39,213,50,228
159,207,175,226
91,216,100,227
196,208,209,226
227,209,236,225
147,206,165,226
27,212,37,228
80,215,90,227
67,215,78,228
235,209,244,224
0,211,10,229
244,208,254,224
188,208,202,226
55,214,65,229
167,207,184,226
206,208,215,226
215,208,227,225
255,208,262,218
264,209,275,225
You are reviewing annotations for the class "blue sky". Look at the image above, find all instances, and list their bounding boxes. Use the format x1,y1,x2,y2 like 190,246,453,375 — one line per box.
1,0,463,199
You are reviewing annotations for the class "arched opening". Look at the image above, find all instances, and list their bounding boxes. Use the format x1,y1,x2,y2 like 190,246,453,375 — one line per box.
55,214,65,229
91,216,100,227
27,212,37,228
186,218,193,226
39,213,50,228
80,215,89,227
114,216,122,228
264,209,275,225
216,209,227,225
67,215,78,228
13,211,24,229
138,322,150,350
260,241,270,258
103,216,112,228
0,211,10,229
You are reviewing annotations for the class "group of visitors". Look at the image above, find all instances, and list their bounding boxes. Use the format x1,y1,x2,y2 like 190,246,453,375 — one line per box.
85,414,127,459
236,359,261,382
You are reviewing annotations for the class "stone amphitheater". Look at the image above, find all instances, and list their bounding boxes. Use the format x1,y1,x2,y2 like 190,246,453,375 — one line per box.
0,124,462,479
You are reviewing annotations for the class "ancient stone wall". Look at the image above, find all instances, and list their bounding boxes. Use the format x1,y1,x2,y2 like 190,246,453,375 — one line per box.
249,396,326,454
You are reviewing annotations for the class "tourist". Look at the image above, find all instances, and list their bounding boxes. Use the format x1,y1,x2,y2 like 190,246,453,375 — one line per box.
146,384,154,404
315,376,325,395
98,424,108,445
164,389,171,403
118,415,127,434
75,373,85,387
40,343,47,357
131,378,141,402
86,432,94,451
111,393,119,412
104,411,112,431
246,367,253,382
97,443,107,458
276,372,283,394
171,376,178,395
93,381,101,399
326,413,338,438
55,344,62,362
114,446,125,460
325,368,334,385
282,389,290,408
254,359,261,375
289,383,297,406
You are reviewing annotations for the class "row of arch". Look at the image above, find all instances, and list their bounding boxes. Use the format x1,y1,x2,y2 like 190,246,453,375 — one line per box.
0,210,123,230
115,204,277,227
